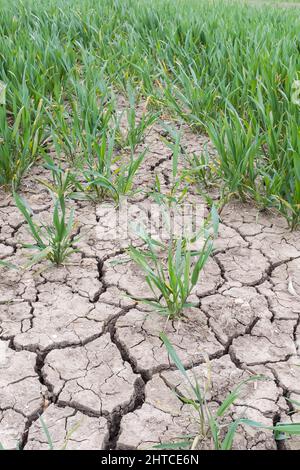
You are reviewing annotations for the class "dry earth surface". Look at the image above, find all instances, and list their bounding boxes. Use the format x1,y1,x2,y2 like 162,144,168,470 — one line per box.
0,103,300,450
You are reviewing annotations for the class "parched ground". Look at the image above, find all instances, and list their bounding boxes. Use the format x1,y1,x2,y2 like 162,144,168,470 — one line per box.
0,112,300,450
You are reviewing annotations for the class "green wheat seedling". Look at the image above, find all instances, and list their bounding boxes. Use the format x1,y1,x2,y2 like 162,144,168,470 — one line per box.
0,260,17,269
0,99,45,190
149,127,187,207
72,129,119,203
115,86,159,152
50,78,115,164
207,107,261,202
36,156,77,200
277,118,300,230
114,149,146,196
14,192,78,267
38,414,82,450
73,131,146,203
0,415,81,450
162,60,216,128
165,126,188,205
149,172,188,210
159,333,300,450
74,171,119,204
50,104,79,162
127,210,217,319
184,144,217,190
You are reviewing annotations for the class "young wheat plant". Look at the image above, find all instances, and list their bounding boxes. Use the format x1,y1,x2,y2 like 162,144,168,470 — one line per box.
14,192,78,267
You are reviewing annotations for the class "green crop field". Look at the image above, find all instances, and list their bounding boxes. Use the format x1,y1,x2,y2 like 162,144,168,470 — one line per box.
0,0,299,227
0,0,300,452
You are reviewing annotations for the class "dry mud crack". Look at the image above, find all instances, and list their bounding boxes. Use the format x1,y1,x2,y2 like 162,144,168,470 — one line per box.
0,122,300,450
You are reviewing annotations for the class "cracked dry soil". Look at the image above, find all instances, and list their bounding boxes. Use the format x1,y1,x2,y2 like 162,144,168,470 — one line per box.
0,119,300,451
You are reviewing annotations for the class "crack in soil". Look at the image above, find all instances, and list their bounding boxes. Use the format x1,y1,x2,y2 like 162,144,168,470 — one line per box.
0,115,299,450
